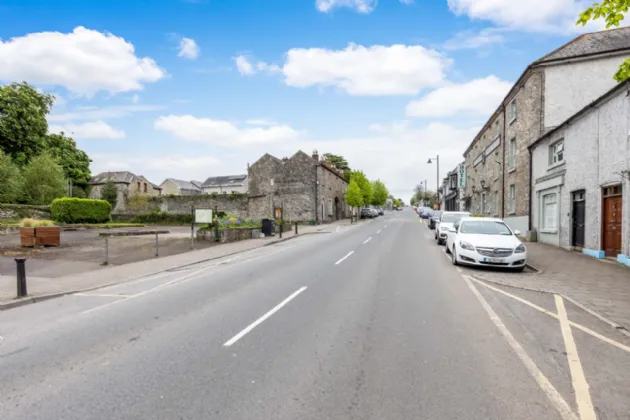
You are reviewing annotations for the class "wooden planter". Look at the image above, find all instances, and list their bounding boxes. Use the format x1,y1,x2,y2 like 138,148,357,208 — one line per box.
19,227,61,247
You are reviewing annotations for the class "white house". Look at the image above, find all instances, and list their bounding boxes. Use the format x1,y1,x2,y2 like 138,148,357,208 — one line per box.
530,80,630,265
159,178,203,195
202,175,248,195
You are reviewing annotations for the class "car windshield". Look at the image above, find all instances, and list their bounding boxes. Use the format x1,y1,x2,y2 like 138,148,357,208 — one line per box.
460,220,513,235
441,213,467,223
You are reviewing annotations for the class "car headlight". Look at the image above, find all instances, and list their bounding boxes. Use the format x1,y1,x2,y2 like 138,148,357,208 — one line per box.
440,226,448,231
459,241,475,251
515,244,526,253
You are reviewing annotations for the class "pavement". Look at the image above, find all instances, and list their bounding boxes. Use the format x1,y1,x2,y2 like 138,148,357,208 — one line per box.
1,210,629,419
0,221,351,307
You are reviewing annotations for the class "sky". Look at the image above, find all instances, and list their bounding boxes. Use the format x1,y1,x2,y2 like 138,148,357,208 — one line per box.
0,0,608,202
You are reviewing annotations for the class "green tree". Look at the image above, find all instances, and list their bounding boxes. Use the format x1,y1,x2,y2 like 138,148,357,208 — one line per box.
45,132,92,188
345,178,364,209
578,1,630,81
351,170,373,206
71,185,87,198
101,181,118,209
371,180,388,206
323,153,349,169
0,150,24,203
22,153,67,205
0,82,54,166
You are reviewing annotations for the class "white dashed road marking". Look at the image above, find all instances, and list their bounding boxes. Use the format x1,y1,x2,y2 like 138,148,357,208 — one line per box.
335,251,355,265
363,237,372,245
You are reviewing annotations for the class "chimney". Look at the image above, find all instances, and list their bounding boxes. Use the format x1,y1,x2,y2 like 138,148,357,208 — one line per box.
312,149,319,162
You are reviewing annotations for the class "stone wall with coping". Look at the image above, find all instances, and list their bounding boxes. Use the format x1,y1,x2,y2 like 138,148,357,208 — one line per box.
114,194,249,218
0,204,51,220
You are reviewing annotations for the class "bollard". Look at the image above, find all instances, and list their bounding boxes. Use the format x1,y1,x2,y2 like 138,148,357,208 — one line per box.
15,258,27,298
104,236,109,265
295,222,298,235
155,232,159,257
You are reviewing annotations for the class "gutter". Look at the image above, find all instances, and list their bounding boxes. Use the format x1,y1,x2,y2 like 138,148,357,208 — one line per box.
502,105,506,219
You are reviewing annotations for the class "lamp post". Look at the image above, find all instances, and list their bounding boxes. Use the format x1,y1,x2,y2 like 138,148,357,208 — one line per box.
427,155,440,209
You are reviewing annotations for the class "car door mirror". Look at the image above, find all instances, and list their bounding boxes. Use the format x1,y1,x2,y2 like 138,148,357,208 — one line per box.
514,230,522,236
448,227,457,233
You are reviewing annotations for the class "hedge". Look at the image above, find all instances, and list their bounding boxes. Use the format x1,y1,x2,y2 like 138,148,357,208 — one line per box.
51,198,112,224
132,210,193,225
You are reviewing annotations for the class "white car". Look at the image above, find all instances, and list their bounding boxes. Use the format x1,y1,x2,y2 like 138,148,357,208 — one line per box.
445,217,527,271
435,211,471,245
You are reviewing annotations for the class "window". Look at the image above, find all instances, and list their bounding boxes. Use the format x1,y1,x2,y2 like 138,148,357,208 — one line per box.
481,192,486,214
482,162,486,182
328,199,333,215
549,140,564,165
542,193,557,230
461,220,512,235
509,138,516,169
137,181,141,191
494,120,500,139
509,184,516,213
494,191,499,215
143,183,147,193
510,100,517,122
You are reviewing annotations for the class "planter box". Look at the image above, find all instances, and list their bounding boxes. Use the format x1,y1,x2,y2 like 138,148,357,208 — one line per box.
19,227,61,247
197,228,258,243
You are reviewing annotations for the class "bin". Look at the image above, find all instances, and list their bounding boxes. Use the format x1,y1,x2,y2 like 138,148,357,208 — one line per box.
261,219,275,236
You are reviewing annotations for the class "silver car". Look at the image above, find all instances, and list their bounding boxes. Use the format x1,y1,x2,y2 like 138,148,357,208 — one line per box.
435,211,472,245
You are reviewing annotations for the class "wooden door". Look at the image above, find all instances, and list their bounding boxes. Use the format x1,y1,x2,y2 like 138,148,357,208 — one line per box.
603,186,622,257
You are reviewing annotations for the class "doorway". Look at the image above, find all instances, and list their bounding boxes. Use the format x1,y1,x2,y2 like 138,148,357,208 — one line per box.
572,190,585,248
602,185,622,257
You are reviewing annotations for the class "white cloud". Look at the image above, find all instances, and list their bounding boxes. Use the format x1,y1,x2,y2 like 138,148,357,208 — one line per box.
177,37,200,59
254,43,450,96
0,26,166,96
48,121,126,139
49,104,165,122
443,28,504,50
447,0,606,34
316,0,377,13
154,115,302,147
406,75,512,118
234,55,255,75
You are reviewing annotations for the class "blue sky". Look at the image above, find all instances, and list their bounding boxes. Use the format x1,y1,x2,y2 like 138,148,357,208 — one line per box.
0,0,605,201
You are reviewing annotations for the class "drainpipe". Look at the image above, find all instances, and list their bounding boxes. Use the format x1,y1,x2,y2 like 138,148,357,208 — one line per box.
314,165,319,224
528,147,533,232
502,105,507,219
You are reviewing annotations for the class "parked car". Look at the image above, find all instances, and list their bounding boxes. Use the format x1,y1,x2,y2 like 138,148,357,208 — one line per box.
429,211,442,229
370,208,379,217
378,208,385,216
360,208,375,219
435,211,471,245
445,217,526,272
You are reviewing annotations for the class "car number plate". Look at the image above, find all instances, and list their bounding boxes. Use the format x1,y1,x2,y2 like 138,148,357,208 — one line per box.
484,257,505,263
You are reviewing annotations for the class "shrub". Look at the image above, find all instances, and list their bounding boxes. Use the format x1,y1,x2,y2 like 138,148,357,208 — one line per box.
22,152,67,205
21,218,56,227
101,181,118,209
51,198,112,224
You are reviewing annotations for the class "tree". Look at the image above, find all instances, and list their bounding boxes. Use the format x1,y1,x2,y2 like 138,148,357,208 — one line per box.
71,185,87,198
351,170,373,206
578,1,630,81
45,132,92,188
323,153,349,169
22,153,67,205
0,150,23,203
0,82,54,166
345,178,364,209
393,198,401,208
101,181,118,209
128,193,150,212
371,180,388,206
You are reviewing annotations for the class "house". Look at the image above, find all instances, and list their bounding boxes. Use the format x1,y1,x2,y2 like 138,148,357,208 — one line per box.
247,150,349,223
442,166,462,211
530,80,630,261
202,175,248,195
461,27,630,234
88,171,161,212
160,178,203,195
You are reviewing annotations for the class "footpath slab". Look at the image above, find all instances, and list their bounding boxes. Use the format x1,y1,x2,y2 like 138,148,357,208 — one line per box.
472,242,630,332
0,220,358,309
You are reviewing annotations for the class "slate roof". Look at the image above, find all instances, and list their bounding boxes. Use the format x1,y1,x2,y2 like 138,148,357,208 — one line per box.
202,174,247,188
538,27,630,63
191,180,203,189
164,178,203,192
89,171,137,185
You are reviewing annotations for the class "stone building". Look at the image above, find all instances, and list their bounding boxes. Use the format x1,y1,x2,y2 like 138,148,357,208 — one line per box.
530,80,630,262
159,178,203,195
89,171,161,213
247,150,349,223
202,175,248,195
462,27,630,234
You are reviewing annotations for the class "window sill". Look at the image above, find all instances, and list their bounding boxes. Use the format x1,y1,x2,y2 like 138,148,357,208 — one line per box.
509,117,517,125
508,167,516,174
508,211,516,216
547,160,565,171
540,228,558,234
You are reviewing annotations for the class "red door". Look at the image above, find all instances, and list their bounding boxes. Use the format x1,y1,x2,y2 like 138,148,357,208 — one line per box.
603,186,622,257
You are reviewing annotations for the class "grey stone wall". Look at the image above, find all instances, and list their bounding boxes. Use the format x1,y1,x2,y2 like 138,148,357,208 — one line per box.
0,204,51,220
150,195,248,218
89,183,130,213
317,163,348,222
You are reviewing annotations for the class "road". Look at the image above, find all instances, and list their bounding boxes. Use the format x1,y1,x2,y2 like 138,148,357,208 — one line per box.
1,209,629,419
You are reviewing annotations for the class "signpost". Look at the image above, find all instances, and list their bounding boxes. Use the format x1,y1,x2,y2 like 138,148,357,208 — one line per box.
191,208,214,248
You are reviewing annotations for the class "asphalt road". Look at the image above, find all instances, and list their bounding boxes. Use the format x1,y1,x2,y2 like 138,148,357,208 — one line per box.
1,209,629,419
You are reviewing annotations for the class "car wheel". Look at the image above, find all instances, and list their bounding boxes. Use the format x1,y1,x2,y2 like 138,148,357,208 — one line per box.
451,247,458,265
437,238,443,245
445,244,451,254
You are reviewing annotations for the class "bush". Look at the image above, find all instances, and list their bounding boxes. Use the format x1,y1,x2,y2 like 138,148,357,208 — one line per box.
101,181,118,209
21,218,55,227
22,152,67,205
51,198,112,224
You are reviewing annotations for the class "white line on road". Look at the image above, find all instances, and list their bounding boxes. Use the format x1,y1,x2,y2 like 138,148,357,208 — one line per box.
470,277,630,353
462,275,578,420
363,237,372,245
384,225,388,228
335,251,355,265
555,295,597,420
336,226,340,232
377,230,382,234
74,293,131,298
223,287,307,347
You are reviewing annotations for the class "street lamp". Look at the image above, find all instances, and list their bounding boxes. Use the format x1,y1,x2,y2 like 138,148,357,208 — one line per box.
427,155,440,209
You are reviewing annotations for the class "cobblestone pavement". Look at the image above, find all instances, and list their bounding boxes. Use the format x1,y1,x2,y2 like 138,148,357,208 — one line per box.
463,242,630,330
